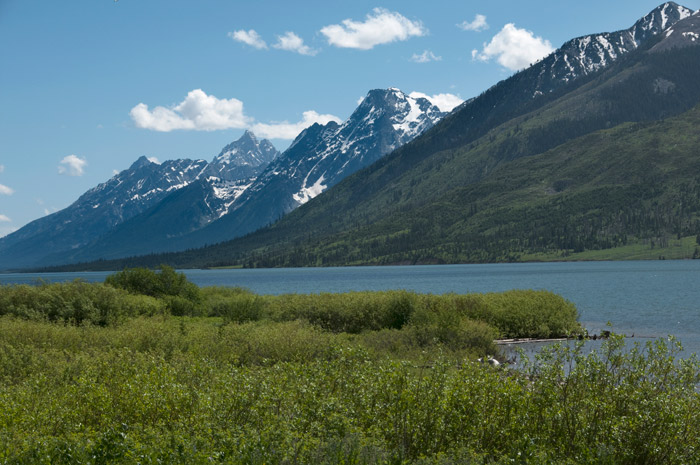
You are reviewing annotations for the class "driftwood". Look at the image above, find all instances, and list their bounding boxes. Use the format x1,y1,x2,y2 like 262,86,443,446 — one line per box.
495,331,641,345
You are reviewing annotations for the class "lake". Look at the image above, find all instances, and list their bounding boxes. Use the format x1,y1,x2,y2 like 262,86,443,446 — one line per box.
3,260,700,355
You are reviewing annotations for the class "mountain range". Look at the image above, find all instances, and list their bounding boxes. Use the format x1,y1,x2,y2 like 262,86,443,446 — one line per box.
6,3,700,271
0,89,445,269
48,1,700,271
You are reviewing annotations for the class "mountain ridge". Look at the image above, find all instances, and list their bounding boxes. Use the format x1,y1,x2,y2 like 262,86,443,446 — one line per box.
0,132,280,269
50,2,700,270
8,88,447,269
11,3,700,271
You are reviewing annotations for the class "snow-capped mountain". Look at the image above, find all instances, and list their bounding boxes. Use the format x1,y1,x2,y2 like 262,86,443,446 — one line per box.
253,88,444,207
201,130,279,182
196,130,280,220
178,88,447,246
528,2,693,95
26,88,446,265
0,132,279,269
653,8,700,51
432,2,697,157
5,3,698,271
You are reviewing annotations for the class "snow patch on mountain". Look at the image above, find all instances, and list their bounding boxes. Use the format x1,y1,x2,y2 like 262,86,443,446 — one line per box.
293,175,327,204
531,2,694,89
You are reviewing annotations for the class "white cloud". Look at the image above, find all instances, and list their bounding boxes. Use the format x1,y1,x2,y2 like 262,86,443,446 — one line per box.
0,164,4,173
229,29,268,49
409,92,464,112
273,31,317,56
458,14,489,32
0,214,10,222
0,223,16,238
252,111,342,140
0,183,15,195
411,50,442,63
321,8,426,50
472,23,554,71
58,154,87,177
131,89,339,139
130,89,252,132
147,157,160,164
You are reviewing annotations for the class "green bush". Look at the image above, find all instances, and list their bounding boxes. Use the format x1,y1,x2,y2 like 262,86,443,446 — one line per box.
105,265,201,302
0,281,164,326
211,294,265,324
266,290,419,333
448,290,581,338
1,321,697,463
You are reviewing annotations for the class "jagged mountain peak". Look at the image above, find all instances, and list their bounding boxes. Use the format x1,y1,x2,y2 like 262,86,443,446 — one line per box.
634,2,693,33
212,131,278,167
240,87,446,211
654,9,700,51
347,88,445,140
129,155,156,170
516,2,695,96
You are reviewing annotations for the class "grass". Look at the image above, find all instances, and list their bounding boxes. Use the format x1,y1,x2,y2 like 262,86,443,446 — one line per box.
522,235,700,262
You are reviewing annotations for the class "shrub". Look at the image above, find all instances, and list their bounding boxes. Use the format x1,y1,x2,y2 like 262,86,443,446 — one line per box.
105,265,201,303
0,280,158,326
211,294,265,324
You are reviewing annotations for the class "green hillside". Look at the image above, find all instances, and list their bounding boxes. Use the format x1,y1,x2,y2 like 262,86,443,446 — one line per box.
218,103,700,267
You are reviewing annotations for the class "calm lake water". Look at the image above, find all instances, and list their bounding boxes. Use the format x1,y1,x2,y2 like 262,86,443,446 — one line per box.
3,260,700,355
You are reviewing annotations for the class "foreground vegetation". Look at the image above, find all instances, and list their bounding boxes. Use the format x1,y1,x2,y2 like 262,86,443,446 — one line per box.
1,268,699,463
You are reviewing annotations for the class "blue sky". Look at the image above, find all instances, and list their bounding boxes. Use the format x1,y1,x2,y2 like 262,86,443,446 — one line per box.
1,0,698,238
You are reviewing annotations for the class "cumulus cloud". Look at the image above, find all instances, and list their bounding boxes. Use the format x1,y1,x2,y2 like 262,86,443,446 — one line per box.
411,50,442,63
252,111,342,140
472,23,554,71
0,214,10,222
131,89,341,139
58,155,87,176
273,31,317,56
0,183,13,195
409,91,464,112
458,14,488,32
321,8,426,50
130,89,252,132
229,29,268,49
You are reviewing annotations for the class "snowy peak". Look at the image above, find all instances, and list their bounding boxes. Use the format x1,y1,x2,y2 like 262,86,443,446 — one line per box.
346,88,445,144
653,9,700,51
85,158,207,214
195,131,280,188
241,87,446,214
631,2,693,39
526,2,694,93
213,130,278,167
